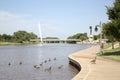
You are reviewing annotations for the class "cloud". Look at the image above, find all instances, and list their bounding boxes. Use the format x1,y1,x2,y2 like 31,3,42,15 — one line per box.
0,10,68,39
0,11,38,35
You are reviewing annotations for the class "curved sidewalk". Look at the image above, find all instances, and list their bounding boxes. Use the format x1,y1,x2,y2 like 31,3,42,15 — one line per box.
69,45,120,80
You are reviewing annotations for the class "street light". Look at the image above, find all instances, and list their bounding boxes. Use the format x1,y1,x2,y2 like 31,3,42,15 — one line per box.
95,21,103,54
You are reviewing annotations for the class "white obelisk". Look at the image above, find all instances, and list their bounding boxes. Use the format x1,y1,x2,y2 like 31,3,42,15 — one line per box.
38,23,43,44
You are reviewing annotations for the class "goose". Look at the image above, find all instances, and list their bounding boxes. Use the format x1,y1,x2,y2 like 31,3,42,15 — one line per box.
54,57,56,61
8,62,11,66
45,66,51,72
40,62,43,66
19,61,22,65
33,65,37,68
44,60,47,63
33,65,40,69
36,66,40,69
48,58,51,62
58,65,63,69
90,56,97,64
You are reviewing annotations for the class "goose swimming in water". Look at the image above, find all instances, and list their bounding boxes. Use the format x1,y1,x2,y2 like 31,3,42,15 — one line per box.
44,60,47,63
8,62,11,66
33,65,40,69
54,57,56,61
19,61,22,65
40,62,43,66
48,58,51,62
58,65,63,69
45,66,51,72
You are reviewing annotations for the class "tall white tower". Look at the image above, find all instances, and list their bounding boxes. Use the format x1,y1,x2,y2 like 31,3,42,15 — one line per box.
38,23,43,44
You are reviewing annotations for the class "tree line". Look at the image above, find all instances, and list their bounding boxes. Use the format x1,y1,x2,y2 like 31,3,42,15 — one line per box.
0,30,37,43
67,33,88,41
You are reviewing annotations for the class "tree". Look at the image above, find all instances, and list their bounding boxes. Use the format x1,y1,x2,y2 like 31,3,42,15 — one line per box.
0,30,38,43
106,0,120,20
104,0,120,47
67,33,88,41
45,37,59,39
1,34,13,42
93,35,99,40
103,22,115,49
27,32,37,40
13,30,37,43
0,34,2,41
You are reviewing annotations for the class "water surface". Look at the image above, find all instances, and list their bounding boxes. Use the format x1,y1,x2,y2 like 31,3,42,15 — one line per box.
0,43,91,80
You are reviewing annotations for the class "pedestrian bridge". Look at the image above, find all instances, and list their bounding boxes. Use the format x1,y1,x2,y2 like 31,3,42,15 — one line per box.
30,39,81,43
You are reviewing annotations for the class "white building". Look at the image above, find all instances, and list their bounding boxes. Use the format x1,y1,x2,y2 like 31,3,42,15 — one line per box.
88,34,93,42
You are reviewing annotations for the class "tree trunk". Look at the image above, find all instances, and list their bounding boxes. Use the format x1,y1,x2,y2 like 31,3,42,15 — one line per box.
111,38,114,49
119,42,120,48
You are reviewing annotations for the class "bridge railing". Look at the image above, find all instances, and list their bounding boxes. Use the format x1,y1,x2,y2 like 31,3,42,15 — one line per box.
30,39,81,43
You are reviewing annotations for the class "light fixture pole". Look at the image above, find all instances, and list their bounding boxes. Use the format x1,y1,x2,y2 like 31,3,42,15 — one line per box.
95,21,103,54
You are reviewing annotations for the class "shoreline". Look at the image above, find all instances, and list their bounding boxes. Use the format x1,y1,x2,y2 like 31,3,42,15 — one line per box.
0,42,40,46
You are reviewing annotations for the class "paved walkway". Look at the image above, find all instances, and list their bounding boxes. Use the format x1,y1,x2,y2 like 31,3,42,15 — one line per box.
69,45,120,80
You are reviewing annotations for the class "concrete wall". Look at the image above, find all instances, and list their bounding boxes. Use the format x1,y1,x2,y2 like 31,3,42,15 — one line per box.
68,57,81,71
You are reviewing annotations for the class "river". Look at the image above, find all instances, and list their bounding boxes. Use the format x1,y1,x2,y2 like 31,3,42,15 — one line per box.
0,43,91,80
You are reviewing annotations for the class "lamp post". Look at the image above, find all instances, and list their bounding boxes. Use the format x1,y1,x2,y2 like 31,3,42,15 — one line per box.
95,21,103,54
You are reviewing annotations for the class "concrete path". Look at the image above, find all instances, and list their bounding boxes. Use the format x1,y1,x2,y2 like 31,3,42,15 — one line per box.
69,45,120,80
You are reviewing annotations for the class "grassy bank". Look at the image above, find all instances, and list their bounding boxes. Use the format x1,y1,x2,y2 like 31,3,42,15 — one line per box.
97,43,120,62
0,41,40,46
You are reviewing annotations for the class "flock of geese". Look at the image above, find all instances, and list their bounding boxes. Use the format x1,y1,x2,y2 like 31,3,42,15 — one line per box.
33,57,63,72
8,57,64,73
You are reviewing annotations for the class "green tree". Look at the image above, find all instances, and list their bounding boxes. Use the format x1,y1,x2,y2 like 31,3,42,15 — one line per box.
0,34,2,41
93,35,99,40
104,0,120,47
103,22,115,49
27,32,37,40
45,37,59,39
1,34,13,42
67,33,88,41
106,0,120,20
13,30,37,43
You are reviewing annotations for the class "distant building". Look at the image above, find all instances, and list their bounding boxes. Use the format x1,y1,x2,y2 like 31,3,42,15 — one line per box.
88,34,93,42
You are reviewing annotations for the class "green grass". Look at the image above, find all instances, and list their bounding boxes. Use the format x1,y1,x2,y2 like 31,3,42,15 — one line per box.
103,42,118,50
103,43,112,49
104,56,120,61
0,41,40,46
98,48,120,61
0,42,20,46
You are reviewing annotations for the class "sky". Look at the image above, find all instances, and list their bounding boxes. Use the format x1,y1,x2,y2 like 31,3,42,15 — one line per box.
0,0,114,39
